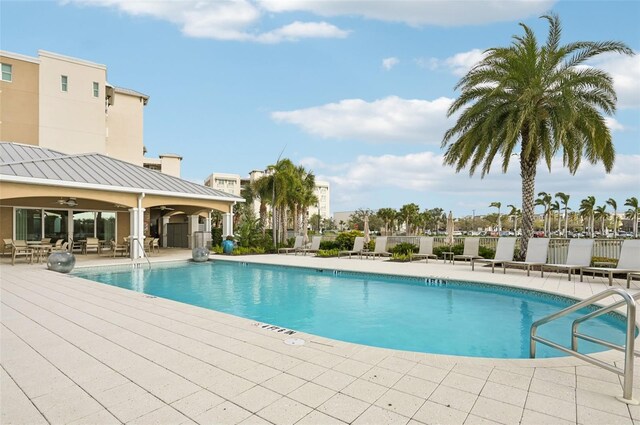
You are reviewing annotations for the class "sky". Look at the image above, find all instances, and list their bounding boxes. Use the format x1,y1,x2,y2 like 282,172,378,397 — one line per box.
2,0,639,218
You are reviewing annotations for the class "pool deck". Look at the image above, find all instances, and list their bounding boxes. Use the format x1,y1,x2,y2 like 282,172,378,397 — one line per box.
2,251,640,425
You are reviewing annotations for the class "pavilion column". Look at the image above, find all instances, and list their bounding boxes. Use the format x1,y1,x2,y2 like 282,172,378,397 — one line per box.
187,215,199,248
161,216,170,248
129,207,145,259
222,213,233,238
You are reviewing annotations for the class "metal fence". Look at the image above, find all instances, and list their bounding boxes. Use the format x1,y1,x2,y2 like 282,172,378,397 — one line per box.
381,236,625,262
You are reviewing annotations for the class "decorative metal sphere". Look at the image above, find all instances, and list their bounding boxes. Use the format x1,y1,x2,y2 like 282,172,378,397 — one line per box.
47,252,76,273
192,247,210,262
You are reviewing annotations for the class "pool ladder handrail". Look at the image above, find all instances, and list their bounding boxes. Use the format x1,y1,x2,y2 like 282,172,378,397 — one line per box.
130,237,151,269
530,288,640,404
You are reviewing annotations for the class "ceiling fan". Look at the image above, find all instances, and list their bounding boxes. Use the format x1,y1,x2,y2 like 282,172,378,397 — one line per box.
56,198,78,207
159,206,175,211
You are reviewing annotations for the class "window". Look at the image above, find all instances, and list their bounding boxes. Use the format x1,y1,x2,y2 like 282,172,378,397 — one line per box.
1,63,12,82
61,75,68,92
15,208,43,241
93,81,99,97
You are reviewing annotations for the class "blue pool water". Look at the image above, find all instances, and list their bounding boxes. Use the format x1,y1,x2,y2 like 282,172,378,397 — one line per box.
73,260,629,359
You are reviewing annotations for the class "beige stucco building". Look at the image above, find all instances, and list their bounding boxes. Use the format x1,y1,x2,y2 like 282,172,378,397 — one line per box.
0,50,181,176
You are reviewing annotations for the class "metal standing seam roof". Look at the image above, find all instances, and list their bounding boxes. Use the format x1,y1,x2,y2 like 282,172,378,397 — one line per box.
0,143,243,202
0,142,66,163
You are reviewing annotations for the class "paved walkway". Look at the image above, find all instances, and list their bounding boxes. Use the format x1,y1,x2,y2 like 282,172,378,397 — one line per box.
2,252,639,424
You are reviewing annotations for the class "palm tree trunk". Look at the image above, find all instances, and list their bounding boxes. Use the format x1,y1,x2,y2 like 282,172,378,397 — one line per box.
564,208,568,237
520,155,536,260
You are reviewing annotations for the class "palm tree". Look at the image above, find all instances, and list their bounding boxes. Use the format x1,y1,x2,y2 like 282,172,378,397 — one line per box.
594,205,609,236
555,192,571,237
579,196,596,238
551,200,561,236
606,198,618,238
376,208,397,236
507,204,519,234
535,192,552,235
625,197,639,238
399,203,420,235
441,14,632,258
489,201,502,232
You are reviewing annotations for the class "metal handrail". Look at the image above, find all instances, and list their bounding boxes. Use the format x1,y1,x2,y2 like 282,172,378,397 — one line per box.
530,288,640,404
131,237,151,269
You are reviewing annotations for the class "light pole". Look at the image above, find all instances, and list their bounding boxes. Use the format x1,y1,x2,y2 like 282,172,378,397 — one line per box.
317,203,321,233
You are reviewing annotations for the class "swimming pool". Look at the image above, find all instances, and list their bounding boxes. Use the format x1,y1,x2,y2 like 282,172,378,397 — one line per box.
74,260,629,359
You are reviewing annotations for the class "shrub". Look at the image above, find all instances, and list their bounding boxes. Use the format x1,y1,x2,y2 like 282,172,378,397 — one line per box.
591,256,617,266
316,249,340,257
433,243,495,259
334,230,364,250
390,242,417,255
211,228,223,247
390,252,412,262
320,240,340,250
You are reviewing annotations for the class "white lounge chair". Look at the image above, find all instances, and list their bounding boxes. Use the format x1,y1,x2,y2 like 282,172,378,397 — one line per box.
411,237,437,263
453,238,483,264
542,239,594,281
364,237,391,259
301,236,322,256
278,235,304,255
503,238,550,276
580,240,640,287
338,237,364,259
472,238,516,273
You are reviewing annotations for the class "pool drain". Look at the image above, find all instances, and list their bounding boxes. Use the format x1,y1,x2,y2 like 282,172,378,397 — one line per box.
284,338,305,346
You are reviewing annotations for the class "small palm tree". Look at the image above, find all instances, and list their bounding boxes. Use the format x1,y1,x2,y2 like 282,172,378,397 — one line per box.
535,192,552,235
441,14,633,258
551,200,561,236
606,198,618,238
579,196,596,238
489,201,502,232
625,197,639,238
555,192,571,237
507,204,520,234
594,205,609,236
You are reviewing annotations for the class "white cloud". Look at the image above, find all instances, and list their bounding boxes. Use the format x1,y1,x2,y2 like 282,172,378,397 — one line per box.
420,48,486,76
382,57,399,71
272,96,454,144
258,0,555,27
64,0,349,42
604,117,625,132
311,152,640,214
589,54,640,109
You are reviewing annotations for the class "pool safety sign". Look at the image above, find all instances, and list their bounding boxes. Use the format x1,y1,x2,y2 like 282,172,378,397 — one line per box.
254,322,297,335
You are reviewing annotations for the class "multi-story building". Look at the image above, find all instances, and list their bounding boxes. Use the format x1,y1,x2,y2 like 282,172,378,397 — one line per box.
205,169,331,221
0,49,181,176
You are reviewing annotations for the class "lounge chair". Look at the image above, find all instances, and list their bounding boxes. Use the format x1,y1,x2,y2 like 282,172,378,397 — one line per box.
453,238,483,264
411,237,437,263
542,239,594,281
503,238,550,276
580,240,640,287
627,272,640,288
301,236,321,256
84,237,100,254
364,237,392,259
338,237,364,259
111,240,128,257
472,238,516,273
278,235,304,254
2,238,14,256
12,240,33,265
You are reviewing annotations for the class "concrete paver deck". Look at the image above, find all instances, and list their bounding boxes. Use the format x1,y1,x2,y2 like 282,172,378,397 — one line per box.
2,251,639,424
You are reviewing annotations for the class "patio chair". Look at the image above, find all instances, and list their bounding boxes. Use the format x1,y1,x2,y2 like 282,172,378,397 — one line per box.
503,238,550,276
151,238,160,254
628,272,640,288
278,235,304,254
338,237,365,259
84,237,100,254
50,239,63,252
453,238,483,264
542,239,594,281
411,237,437,263
2,238,14,257
301,236,322,256
12,240,33,265
472,238,516,273
111,240,128,257
580,240,640,288
364,237,392,259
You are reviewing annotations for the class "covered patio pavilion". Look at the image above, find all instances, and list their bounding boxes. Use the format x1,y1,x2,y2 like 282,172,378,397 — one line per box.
0,142,243,259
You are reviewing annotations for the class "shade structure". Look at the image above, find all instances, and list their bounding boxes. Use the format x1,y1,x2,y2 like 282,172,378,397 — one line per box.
363,215,371,245
445,211,455,247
